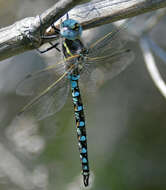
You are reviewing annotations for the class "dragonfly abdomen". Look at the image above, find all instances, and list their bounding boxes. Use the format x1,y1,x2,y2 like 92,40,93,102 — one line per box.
69,73,90,187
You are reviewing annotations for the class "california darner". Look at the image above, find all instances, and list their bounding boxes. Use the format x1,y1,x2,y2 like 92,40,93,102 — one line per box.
16,14,134,186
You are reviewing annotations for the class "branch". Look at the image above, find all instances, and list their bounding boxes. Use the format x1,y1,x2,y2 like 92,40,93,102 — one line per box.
0,0,166,61
63,0,166,30
0,0,85,61
140,36,166,99
40,0,89,32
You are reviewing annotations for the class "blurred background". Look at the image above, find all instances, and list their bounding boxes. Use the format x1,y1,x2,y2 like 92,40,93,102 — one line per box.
0,0,166,190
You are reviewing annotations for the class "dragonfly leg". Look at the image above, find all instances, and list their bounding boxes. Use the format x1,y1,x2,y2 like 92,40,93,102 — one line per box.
41,23,60,40
37,15,60,52
37,42,60,54
24,16,60,53
40,35,59,40
50,24,60,34
38,13,60,38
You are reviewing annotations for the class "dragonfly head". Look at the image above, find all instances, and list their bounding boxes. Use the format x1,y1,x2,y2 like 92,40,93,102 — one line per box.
60,19,82,40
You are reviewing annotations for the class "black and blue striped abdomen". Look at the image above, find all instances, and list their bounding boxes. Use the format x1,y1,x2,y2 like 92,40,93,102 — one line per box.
69,73,90,186
62,38,90,186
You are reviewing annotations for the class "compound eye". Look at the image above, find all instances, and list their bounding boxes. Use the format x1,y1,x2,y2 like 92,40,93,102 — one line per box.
74,23,80,30
70,25,75,29
71,23,80,31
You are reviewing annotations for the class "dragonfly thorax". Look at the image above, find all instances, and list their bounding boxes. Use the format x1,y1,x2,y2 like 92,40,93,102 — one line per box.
62,38,85,57
62,38,87,75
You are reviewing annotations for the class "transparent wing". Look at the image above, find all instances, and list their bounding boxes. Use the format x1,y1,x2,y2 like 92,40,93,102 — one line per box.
79,22,134,91
80,49,134,92
16,59,66,96
88,49,134,79
19,78,69,121
87,21,130,58
16,60,70,121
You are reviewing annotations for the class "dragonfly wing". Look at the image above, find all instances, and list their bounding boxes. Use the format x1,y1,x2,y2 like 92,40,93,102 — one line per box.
80,49,134,91
16,62,70,120
79,22,134,92
87,23,130,58
22,79,70,121
16,61,66,96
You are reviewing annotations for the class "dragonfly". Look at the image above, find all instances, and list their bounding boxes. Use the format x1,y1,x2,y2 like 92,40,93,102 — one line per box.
16,14,134,186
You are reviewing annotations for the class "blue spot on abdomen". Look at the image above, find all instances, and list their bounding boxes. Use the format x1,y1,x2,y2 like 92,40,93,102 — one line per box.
82,148,87,154
79,121,85,127
71,81,77,88
72,91,79,97
80,136,86,141
83,165,88,170
77,106,83,111
82,158,87,163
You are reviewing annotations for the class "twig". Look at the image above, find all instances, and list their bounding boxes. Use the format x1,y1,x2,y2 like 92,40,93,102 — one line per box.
140,36,166,99
0,0,85,61
66,0,166,30
0,0,166,61
40,0,88,32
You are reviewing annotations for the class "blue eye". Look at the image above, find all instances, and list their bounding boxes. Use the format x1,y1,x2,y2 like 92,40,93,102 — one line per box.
74,23,80,30
70,24,75,29
60,19,82,40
